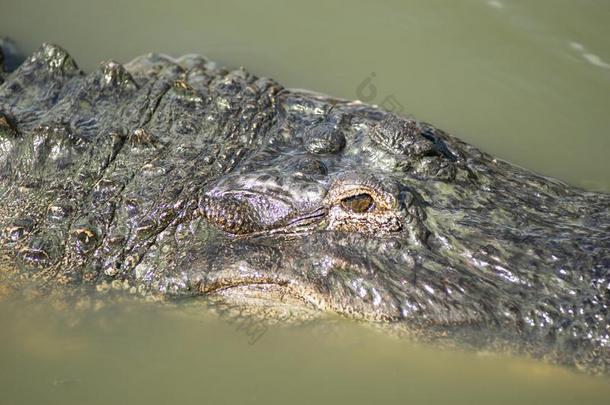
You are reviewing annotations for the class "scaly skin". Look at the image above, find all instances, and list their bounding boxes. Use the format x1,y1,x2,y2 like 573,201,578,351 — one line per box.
0,44,609,373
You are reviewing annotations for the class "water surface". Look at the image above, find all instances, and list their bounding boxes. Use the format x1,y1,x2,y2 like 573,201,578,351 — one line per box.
1,297,609,405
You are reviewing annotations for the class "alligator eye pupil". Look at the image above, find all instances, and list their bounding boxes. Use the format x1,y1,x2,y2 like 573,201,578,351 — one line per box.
340,193,374,213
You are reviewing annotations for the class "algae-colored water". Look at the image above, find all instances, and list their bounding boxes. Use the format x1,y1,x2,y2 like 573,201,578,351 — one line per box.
1,298,610,405
1,1,609,404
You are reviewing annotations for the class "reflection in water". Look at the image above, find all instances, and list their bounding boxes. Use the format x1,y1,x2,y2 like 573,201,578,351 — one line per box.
569,42,610,70
487,1,505,10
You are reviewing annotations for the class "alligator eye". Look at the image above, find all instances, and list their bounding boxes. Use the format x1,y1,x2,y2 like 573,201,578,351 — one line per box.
340,193,374,213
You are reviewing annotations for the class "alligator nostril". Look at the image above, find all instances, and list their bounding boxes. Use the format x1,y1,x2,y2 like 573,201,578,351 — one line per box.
303,123,346,155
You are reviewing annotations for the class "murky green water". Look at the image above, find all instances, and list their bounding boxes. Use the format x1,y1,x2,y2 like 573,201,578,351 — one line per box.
1,297,609,405
1,0,609,403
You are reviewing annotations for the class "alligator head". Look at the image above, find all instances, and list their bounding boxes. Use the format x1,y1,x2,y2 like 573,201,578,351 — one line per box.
183,90,608,331
191,103,440,318
0,44,608,372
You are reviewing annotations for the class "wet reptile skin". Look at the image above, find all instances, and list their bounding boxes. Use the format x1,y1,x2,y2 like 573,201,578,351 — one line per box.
0,44,608,373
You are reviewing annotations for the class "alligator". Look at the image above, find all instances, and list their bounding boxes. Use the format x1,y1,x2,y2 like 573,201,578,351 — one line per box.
0,43,608,374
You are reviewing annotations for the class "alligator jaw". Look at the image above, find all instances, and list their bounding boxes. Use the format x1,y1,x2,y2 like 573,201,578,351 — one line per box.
197,275,326,321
